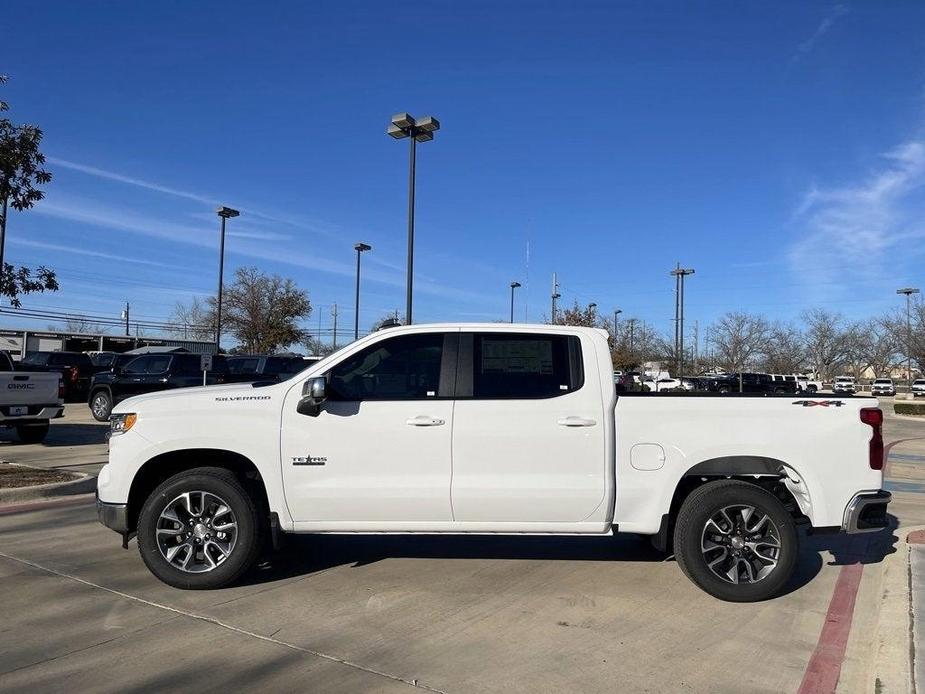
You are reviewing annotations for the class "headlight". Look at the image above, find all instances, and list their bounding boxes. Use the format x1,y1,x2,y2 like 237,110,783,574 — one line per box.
110,413,137,436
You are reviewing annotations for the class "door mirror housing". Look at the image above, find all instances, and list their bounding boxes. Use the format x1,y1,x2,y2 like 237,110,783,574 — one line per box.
297,376,328,417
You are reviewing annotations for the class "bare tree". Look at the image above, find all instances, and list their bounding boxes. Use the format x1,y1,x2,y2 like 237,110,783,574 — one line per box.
168,297,214,341
557,301,602,328
762,322,806,374
801,308,852,380
709,312,770,376
848,315,900,379
212,267,311,353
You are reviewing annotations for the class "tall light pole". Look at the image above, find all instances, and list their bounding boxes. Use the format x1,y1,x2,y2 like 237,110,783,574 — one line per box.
897,287,920,392
215,206,240,352
551,272,560,323
331,303,339,351
613,309,622,337
388,113,440,325
354,243,371,340
509,281,521,323
670,265,695,377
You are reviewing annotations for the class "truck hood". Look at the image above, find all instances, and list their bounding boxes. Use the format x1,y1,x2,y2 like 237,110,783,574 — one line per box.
113,382,288,413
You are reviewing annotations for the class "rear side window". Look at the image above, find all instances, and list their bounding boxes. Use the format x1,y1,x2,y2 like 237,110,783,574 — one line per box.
228,357,261,375
467,333,582,399
21,352,49,366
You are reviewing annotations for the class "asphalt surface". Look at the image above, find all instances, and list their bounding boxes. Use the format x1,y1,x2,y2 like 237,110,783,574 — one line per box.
0,399,922,693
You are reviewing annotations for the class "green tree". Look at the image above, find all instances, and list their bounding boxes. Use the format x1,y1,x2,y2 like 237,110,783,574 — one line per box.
0,75,58,306
212,266,311,353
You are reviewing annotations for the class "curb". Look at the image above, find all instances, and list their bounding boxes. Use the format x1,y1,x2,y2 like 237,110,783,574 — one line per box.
0,466,97,504
869,524,924,693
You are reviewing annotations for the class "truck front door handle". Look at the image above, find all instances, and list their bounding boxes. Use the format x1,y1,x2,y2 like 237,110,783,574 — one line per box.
406,416,445,427
557,416,597,427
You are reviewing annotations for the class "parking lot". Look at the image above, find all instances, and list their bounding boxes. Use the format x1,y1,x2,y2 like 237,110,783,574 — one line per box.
0,400,923,693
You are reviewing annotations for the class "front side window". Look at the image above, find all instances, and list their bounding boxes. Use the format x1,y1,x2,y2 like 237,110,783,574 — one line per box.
328,333,444,401
470,333,581,399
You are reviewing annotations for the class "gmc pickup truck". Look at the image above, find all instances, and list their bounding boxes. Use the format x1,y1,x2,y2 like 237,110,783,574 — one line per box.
0,350,64,443
97,325,891,602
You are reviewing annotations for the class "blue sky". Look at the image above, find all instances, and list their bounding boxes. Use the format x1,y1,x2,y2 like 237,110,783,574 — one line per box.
2,1,925,345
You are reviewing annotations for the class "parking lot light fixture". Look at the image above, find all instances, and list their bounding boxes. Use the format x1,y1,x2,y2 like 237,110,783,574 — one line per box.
215,206,240,352
897,287,920,391
509,281,521,323
670,265,695,377
354,243,372,340
387,112,440,325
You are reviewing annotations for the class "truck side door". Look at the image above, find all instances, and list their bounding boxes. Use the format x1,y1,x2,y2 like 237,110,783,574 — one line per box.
450,331,607,523
280,330,457,524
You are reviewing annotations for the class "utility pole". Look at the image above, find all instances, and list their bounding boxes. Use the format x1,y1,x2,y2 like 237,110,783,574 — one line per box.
331,303,339,351
0,196,8,275
551,272,560,324
693,319,699,374
627,318,636,357
670,265,695,377
122,302,130,336
316,310,322,354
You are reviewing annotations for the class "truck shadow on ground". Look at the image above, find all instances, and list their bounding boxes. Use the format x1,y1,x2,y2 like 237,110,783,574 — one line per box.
42,423,108,447
244,523,898,597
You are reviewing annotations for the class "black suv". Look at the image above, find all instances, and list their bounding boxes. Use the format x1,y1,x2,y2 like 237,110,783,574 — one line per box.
224,355,309,383
88,353,227,421
19,351,97,400
91,352,139,373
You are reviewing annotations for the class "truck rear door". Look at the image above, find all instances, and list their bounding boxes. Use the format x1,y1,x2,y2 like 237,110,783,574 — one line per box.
450,331,607,522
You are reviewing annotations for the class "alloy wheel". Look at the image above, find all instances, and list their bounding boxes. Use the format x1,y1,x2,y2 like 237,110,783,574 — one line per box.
700,504,781,584
155,490,238,573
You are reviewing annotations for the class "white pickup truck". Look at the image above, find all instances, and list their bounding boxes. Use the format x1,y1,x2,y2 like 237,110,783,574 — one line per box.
97,325,891,602
0,351,64,443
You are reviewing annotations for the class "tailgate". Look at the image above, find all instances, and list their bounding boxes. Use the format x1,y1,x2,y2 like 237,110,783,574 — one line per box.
0,372,61,406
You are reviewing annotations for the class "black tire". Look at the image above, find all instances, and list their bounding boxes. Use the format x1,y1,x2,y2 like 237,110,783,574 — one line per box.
16,422,49,444
673,480,797,602
806,385,818,394
89,390,113,422
137,467,263,589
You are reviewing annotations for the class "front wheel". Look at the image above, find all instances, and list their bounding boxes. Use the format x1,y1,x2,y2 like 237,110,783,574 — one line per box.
673,480,797,602
89,390,113,422
137,467,263,589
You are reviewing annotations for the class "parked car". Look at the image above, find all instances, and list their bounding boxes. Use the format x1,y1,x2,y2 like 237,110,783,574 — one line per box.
97,324,891,602
833,376,857,394
912,379,925,397
870,378,896,397
224,355,310,383
0,350,63,443
795,375,822,393
19,350,97,400
641,375,683,392
715,373,775,394
88,353,227,422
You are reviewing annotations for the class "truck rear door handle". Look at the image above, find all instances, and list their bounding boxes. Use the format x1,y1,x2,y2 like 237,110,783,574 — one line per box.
406,416,445,427
557,416,597,427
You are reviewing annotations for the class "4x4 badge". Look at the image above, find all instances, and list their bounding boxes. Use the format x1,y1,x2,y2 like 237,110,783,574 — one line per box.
792,400,845,407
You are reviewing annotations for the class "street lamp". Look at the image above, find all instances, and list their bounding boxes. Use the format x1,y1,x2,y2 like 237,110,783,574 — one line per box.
388,112,440,325
613,308,622,336
670,264,695,377
509,281,521,323
215,206,240,352
897,287,920,392
354,243,372,340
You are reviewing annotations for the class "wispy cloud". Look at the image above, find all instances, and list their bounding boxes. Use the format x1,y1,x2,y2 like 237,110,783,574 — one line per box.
792,3,848,63
8,238,175,268
789,137,925,286
48,157,339,237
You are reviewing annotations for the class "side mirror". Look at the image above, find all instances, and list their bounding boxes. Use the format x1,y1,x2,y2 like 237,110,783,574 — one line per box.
297,376,327,417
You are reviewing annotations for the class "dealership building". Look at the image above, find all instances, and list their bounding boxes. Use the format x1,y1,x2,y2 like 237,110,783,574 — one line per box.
0,327,215,360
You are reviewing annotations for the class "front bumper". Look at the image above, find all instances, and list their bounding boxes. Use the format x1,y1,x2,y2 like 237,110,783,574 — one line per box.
96,493,129,534
842,490,892,533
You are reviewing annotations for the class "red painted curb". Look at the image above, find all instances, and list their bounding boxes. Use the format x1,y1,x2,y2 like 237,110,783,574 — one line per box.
907,530,925,545
0,493,95,516
797,563,864,694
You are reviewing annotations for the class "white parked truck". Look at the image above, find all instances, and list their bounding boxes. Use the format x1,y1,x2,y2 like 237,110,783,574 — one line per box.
97,325,891,602
0,351,64,443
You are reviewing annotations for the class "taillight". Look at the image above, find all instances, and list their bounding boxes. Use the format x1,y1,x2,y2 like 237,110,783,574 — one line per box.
860,407,884,470
58,378,65,399
68,366,79,383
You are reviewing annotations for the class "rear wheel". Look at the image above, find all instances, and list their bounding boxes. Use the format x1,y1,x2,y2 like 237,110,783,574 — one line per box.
137,467,263,589
673,480,797,602
89,390,113,422
16,422,49,444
